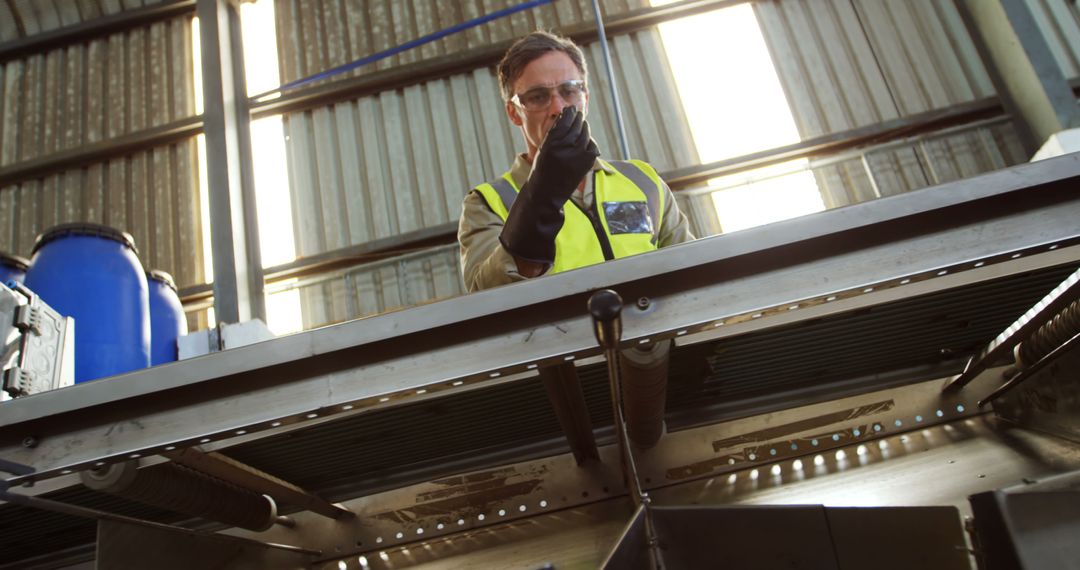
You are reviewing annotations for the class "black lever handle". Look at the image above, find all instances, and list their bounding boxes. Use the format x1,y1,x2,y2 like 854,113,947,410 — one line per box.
588,289,623,351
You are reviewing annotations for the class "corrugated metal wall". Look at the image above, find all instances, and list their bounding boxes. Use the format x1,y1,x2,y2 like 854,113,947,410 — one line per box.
277,0,1080,328
755,0,987,208
0,10,204,288
280,243,462,329
281,34,698,258
1026,0,1080,78
0,0,169,40
0,141,202,284
274,0,651,84
754,0,1078,209
275,0,700,328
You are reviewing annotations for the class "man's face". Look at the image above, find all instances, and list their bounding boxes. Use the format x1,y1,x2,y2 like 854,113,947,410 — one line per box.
506,51,589,161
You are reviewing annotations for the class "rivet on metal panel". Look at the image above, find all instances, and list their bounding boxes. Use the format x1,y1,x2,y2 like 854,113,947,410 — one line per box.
416,389,427,395
342,405,354,411
451,381,464,386
488,372,500,378
306,413,318,419
636,297,650,310
378,397,389,403
270,422,282,427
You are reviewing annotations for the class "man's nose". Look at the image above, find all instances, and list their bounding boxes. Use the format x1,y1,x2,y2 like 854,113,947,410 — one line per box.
548,92,571,117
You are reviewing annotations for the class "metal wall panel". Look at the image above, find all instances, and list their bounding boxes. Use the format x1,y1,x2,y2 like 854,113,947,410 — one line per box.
281,28,698,258
0,0,169,41
0,11,201,289
0,15,195,164
754,0,1027,208
273,0,649,86
285,243,463,329
0,139,205,288
1025,0,1080,79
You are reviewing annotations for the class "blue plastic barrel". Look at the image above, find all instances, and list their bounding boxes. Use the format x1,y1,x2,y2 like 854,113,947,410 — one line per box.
25,223,150,383
146,269,187,365
0,252,29,284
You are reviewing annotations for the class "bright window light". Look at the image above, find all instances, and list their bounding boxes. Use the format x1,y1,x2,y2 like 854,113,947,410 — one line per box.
650,1,824,232
241,0,301,334
192,2,302,333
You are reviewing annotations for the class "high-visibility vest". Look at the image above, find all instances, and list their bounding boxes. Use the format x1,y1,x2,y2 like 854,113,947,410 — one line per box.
474,159,665,274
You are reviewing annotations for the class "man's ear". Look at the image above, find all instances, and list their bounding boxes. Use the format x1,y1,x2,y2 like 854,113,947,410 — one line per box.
506,101,523,127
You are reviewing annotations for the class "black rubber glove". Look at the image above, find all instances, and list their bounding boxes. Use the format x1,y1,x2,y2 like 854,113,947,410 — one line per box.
500,106,600,266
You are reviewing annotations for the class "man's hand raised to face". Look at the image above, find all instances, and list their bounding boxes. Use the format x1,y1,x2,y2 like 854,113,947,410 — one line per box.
500,106,601,269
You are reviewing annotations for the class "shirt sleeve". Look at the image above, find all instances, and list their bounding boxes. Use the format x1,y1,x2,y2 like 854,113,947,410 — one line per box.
457,190,531,293
658,178,695,247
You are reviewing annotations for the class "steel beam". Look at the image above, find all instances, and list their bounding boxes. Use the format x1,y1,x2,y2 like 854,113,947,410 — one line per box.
0,154,1079,484
957,0,1080,155
0,117,203,188
197,0,265,323
164,447,353,519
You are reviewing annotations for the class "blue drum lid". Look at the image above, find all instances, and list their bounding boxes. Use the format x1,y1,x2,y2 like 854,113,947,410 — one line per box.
0,251,29,271
146,269,178,292
33,222,140,257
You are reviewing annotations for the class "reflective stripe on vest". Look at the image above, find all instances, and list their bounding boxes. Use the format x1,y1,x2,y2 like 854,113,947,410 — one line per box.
474,159,663,274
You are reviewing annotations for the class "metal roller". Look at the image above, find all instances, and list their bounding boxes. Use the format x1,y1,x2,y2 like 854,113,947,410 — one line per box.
80,460,279,532
618,340,671,449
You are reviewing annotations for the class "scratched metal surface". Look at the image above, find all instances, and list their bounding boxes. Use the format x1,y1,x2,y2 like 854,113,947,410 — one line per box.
309,421,1080,569
0,261,1075,567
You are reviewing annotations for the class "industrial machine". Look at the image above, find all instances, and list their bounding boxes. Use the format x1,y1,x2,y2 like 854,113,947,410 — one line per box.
1,154,1079,569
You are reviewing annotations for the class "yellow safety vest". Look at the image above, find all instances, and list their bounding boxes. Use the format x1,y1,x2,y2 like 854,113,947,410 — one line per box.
474,159,665,274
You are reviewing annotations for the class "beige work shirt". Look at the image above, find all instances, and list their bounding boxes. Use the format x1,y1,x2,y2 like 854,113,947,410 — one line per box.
458,153,695,293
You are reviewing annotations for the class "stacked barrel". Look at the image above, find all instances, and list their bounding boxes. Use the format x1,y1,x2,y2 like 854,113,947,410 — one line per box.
18,223,186,383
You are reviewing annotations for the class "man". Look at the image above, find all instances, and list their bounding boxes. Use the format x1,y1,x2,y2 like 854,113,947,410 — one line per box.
457,31,692,453
458,31,693,293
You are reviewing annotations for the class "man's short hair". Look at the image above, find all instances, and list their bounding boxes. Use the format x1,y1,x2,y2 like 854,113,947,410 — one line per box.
497,31,588,102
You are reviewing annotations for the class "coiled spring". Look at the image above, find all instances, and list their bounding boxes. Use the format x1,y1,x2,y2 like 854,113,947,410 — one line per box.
1015,299,1080,368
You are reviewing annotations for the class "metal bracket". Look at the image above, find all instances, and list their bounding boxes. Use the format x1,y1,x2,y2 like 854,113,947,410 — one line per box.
13,305,41,335
164,447,353,520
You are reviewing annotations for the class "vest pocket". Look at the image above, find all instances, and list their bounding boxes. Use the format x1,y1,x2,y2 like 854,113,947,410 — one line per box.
602,201,654,235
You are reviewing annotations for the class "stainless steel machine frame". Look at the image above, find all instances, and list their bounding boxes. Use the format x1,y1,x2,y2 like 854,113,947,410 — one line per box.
1,153,1079,568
